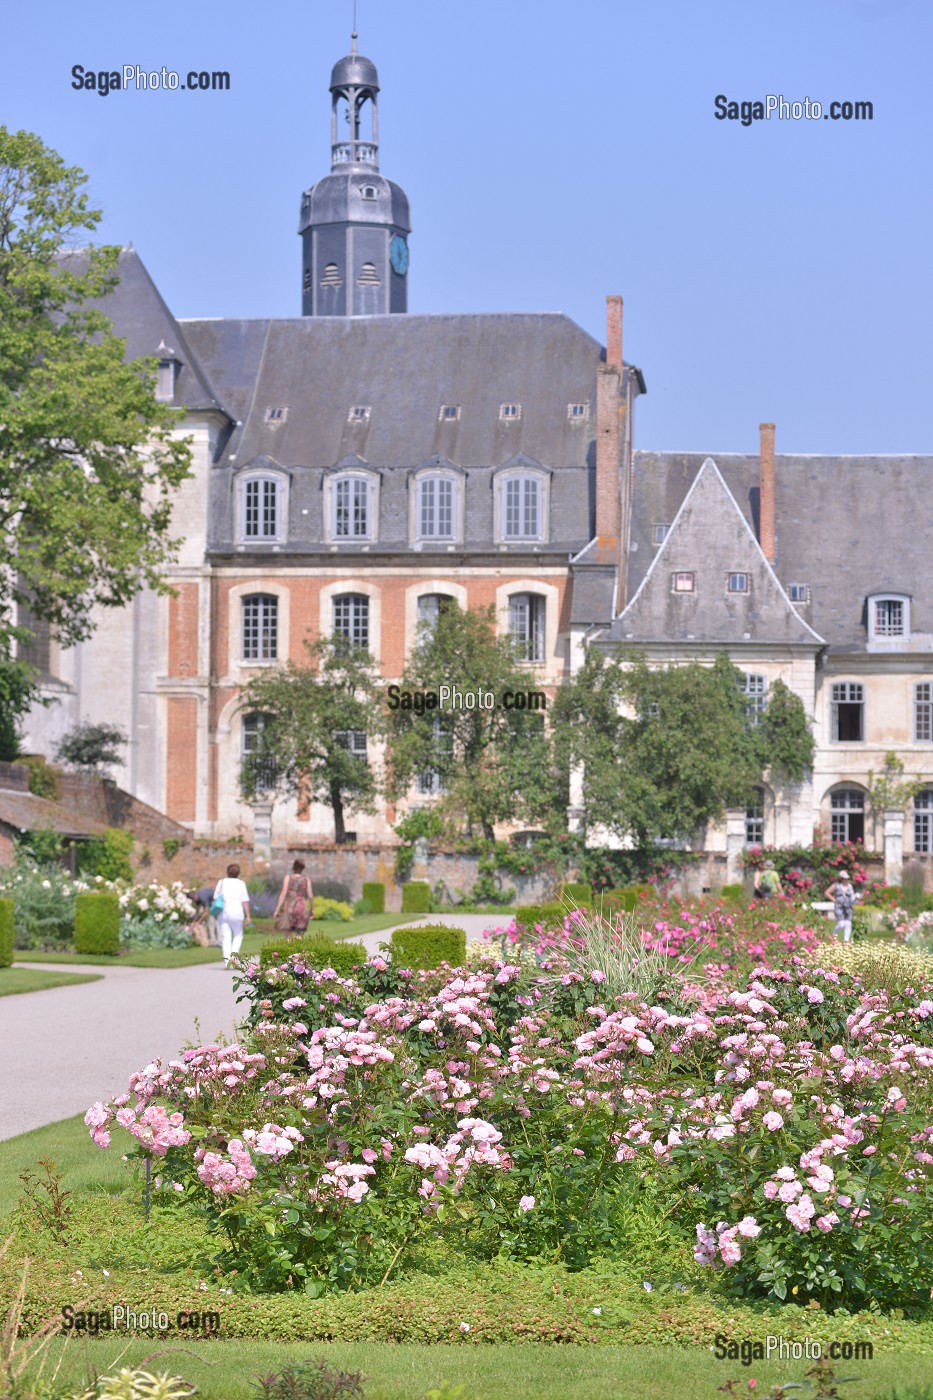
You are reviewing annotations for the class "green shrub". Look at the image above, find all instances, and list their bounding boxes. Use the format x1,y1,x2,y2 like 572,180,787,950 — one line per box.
560,881,592,905
79,827,134,882
719,882,747,901
353,897,373,916
259,935,364,976
20,755,60,801
73,892,121,955
313,897,353,922
0,897,13,967
5,865,75,949
603,885,653,914
391,924,466,970
514,902,565,931
253,1358,365,1400
401,880,430,914
362,880,385,913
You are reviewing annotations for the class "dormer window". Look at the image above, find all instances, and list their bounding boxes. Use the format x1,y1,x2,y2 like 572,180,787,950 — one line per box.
567,403,588,420
325,466,379,544
360,185,377,199
439,405,461,422
156,358,178,402
653,525,669,545
348,405,371,423
240,472,287,544
499,404,522,421
868,592,910,646
264,406,288,424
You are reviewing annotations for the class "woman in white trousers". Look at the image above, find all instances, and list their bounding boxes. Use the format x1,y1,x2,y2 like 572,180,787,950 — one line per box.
214,862,252,965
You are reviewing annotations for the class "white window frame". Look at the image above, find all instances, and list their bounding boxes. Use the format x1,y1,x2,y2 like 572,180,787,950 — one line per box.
567,403,589,421
740,672,767,724
508,592,546,663
238,471,287,544
495,469,549,544
915,682,933,742
788,583,810,604
867,592,910,646
325,469,380,544
241,594,278,663
499,403,522,421
672,572,695,593
830,786,865,844
727,572,749,594
652,525,669,545
831,681,865,743
332,592,370,650
914,789,933,853
241,712,278,789
745,789,765,847
418,476,455,540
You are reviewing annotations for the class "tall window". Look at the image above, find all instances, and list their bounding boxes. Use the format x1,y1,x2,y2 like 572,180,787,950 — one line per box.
243,477,281,541
241,713,278,789
417,593,453,635
503,476,540,540
509,593,545,663
914,790,933,854
915,683,933,742
417,717,451,795
241,595,278,661
16,596,51,677
830,787,864,844
418,477,454,539
333,593,369,649
872,598,905,638
745,789,764,847
740,673,768,724
831,682,864,742
334,477,370,539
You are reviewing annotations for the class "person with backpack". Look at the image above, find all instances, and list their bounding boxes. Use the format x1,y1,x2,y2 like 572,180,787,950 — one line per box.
212,863,252,966
754,859,783,899
825,869,857,941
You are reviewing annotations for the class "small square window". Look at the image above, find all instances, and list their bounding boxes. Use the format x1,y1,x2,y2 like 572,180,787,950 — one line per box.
439,405,461,422
567,403,588,420
264,406,288,423
499,403,521,421
788,583,810,604
672,572,695,593
653,525,669,545
348,405,371,423
727,572,749,594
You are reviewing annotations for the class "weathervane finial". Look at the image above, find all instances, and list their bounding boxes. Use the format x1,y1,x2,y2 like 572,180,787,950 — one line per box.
351,0,358,52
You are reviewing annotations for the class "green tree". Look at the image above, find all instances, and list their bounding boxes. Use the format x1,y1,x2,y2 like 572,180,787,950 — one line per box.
867,750,924,812
556,652,769,845
0,654,36,760
238,636,382,844
759,677,814,783
0,127,191,666
384,603,557,843
54,721,127,773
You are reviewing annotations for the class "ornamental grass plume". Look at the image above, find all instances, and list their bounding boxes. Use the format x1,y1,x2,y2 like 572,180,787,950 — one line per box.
543,904,704,1003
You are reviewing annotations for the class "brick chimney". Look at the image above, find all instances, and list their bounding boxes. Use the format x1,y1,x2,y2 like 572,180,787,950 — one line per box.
596,296,623,538
759,421,776,563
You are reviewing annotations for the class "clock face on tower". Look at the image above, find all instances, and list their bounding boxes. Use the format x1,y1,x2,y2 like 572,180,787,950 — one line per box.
390,234,409,276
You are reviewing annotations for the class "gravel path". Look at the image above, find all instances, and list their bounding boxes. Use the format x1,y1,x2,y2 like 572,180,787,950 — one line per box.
1,913,505,1142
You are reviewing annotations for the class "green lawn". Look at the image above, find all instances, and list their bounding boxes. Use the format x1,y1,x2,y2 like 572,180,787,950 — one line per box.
0,1114,127,1217
14,913,405,968
18,1339,932,1400
0,966,101,997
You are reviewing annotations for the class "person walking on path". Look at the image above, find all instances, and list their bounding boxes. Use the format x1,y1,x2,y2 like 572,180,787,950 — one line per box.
754,859,784,899
214,863,252,965
273,859,314,935
825,869,857,942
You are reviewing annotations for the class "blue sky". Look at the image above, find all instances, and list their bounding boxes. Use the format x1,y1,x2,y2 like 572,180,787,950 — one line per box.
4,0,930,454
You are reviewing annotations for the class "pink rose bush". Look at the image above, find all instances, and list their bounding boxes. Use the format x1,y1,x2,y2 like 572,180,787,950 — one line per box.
87,915,933,1306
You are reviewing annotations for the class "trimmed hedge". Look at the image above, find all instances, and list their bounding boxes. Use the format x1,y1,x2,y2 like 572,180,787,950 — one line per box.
362,881,386,913
73,891,121,955
560,882,592,906
391,924,466,971
0,897,13,967
603,885,653,914
720,882,747,901
514,903,565,932
259,935,364,976
401,880,430,914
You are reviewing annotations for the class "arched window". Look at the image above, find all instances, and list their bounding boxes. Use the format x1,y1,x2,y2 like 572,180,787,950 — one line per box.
240,474,285,543
334,476,371,539
418,476,455,540
830,787,865,844
416,593,454,635
503,475,541,540
509,593,545,663
241,595,278,662
241,713,278,790
914,789,933,854
333,593,369,650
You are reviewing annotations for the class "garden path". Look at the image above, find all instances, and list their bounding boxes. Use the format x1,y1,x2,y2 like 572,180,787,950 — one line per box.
0,961,241,1141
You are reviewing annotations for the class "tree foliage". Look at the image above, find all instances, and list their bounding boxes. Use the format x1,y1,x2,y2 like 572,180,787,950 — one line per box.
237,636,382,844
384,603,558,843
0,126,191,660
54,721,127,773
759,677,814,783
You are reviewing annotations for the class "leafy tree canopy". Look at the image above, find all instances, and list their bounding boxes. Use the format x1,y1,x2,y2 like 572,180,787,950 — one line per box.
385,603,559,843
238,636,382,844
54,721,127,773
0,127,191,659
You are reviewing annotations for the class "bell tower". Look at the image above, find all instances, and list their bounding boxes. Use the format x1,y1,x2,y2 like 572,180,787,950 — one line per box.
298,35,411,316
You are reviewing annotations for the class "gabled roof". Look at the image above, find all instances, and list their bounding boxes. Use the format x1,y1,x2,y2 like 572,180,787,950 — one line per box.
610,457,824,647
0,788,108,840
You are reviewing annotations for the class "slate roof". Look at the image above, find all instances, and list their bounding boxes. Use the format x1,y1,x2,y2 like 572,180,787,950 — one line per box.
71,249,230,419
611,457,824,647
631,451,933,654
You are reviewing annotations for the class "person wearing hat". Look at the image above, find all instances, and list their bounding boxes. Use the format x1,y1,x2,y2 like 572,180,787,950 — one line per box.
754,859,784,899
825,870,857,941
